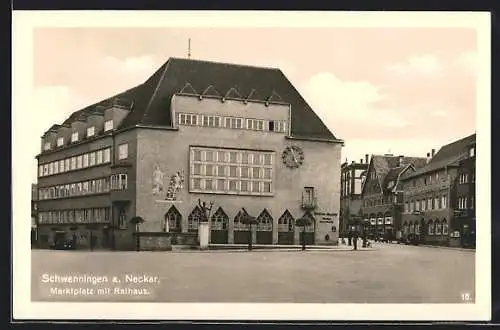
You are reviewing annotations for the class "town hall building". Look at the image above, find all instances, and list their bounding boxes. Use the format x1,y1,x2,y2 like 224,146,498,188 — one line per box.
35,57,344,250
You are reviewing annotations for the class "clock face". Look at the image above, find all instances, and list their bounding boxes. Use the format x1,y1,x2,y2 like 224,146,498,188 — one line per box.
282,146,304,168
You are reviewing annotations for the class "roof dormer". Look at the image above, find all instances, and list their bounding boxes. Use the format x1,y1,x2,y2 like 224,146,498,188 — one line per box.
55,124,71,148
103,98,133,131
86,111,105,137
70,113,87,143
41,124,61,152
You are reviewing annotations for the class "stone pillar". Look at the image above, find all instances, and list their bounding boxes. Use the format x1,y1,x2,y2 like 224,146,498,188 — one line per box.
272,217,278,244
198,222,209,250
228,216,234,244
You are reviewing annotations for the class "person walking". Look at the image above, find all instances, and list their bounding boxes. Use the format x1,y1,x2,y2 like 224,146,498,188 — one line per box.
353,231,359,250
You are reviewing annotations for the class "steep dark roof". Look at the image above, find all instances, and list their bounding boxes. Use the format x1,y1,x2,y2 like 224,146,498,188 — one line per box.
58,58,338,141
370,155,427,192
401,133,476,180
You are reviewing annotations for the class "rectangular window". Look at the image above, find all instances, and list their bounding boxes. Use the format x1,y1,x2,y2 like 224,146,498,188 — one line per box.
442,195,447,208
217,179,225,191
193,164,202,175
104,120,114,131
43,142,51,151
118,143,128,160
205,164,214,176
83,154,89,168
77,155,83,169
421,199,426,211
97,150,103,164
87,126,95,137
194,150,202,162
38,165,43,177
469,147,475,158
53,162,59,174
103,148,111,163
89,152,96,166
205,151,214,162
471,196,475,209
193,178,201,189
435,197,440,209
57,137,64,147
190,147,274,196
70,157,76,170
71,132,79,143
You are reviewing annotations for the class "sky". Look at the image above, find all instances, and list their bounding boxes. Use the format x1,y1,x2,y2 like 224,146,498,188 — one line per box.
30,26,477,182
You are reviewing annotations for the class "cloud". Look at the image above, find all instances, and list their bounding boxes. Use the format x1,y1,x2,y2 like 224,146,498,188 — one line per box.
299,72,409,133
387,54,442,75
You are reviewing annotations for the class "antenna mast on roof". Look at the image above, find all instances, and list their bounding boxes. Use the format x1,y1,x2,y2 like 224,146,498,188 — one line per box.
188,38,191,59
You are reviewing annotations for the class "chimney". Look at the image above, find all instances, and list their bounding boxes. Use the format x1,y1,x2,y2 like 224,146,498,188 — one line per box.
431,148,436,158
426,152,431,164
365,154,369,164
351,161,355,165
360,159,363,164
399,155,404,167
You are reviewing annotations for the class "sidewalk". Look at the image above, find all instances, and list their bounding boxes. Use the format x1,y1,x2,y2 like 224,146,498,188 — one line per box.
371,241,475,252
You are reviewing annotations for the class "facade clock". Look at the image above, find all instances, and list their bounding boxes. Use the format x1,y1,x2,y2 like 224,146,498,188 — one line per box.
282,146,304,168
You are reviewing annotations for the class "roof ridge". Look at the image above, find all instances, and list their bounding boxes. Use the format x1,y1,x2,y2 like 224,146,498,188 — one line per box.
169,57,281,72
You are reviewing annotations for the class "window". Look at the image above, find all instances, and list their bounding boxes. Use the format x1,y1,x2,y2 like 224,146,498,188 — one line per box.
428,198,433,210
111,174,128,191
53,162,59,174
257,209,273,231
77,155,83,169
442,195,447,208
103,148,110,163
118,143,128,160
211,207,229,230
65,159,70,171
71,132,79,143
428,221,434,235
38,165,43,177
421,199,426,211
89,152,96,166
435,197,440,209
190,147,273,196
471,196,475,209
83,154,89,167
234,209,250,231
164,206,182,232
201,115,221,128
404,202,409,213
179,113,199,126
96,150,103,164
71,157,76,170
43,142,51,151
442,220,449,235
469,147,475,158
87,126,95,137
246,119,265,131
303,187,315,206
104,120,114,131
188,206,204,232
278,210,294,232
57,137,64,147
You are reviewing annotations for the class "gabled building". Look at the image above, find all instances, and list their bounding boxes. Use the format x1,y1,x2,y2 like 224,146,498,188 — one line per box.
35,57,344,250
452,139,476,248
340,155,369,235
400,133,476,246
360,154,427,240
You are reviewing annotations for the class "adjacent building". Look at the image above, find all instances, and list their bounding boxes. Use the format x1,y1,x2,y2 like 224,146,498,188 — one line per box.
400,133,476,247
339,155,369,235
360,154,427,240
31,183,38,246
36,57,344,250
451,136,476,248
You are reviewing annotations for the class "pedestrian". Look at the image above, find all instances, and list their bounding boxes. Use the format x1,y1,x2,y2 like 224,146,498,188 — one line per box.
353,231,358,250
348,231,352,246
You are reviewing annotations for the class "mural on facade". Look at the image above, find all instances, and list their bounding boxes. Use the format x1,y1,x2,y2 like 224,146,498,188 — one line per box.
152,165,165,195
166,171,185,201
